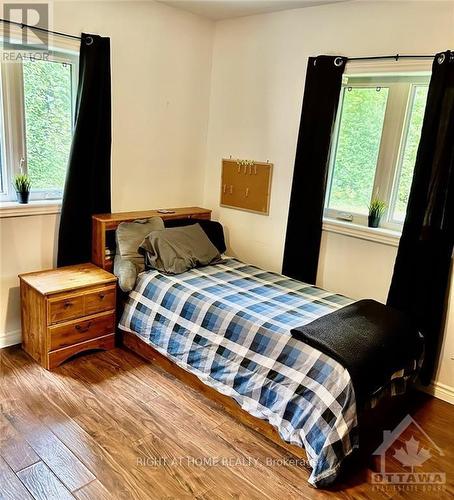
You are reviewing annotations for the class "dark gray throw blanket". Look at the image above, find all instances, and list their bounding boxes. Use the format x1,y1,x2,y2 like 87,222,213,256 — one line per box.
291,299,423,405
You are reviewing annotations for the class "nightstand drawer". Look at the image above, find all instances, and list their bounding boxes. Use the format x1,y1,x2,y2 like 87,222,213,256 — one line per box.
85,285,116,316
48,334,115,370
48,294,85,324
49,312,115,350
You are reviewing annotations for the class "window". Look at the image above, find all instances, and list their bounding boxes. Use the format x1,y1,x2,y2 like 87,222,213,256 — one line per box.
325,74,429,229
0,47,78,202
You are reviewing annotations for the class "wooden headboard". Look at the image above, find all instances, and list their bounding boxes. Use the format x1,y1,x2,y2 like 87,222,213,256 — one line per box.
92,207,212,272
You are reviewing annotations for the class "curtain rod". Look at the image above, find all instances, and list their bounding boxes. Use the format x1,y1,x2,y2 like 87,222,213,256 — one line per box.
0,18,81,41
347,54,435,62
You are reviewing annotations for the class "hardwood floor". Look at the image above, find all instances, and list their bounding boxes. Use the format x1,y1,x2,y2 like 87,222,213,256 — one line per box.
1,345,452,499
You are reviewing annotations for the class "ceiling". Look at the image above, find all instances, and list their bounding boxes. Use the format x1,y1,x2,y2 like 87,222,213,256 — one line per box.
158,0,346,21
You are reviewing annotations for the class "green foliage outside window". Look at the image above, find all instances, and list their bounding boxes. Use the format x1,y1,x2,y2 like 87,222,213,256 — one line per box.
23,60,73,191
327,82,428,221
328,87,388,214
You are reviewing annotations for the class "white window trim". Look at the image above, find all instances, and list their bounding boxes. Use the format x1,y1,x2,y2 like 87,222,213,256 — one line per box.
0,199,61,218
0,33,78,205
322,217,400,247
387,84,424,225
345,58,432,76
324,62,431,234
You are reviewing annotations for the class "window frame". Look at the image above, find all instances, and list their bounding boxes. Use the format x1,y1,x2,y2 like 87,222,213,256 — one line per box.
0,44,78,203
324,71,430,231
0,74,7,195
387,83,429,225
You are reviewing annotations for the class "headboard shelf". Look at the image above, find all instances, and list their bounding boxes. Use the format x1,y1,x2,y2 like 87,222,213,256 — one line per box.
92,206,212,271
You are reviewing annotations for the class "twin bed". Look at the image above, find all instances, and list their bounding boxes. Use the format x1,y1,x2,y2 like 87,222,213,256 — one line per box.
91,207,420,488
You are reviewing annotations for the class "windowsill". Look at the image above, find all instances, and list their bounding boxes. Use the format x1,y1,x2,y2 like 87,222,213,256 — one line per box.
0,200,62,218
322,218,401,247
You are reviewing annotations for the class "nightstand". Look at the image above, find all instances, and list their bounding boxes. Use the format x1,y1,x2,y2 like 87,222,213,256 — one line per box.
19,263,117,370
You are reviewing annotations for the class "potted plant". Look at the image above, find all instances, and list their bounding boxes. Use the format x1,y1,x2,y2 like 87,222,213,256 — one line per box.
368,198,386,228
13,173,31,204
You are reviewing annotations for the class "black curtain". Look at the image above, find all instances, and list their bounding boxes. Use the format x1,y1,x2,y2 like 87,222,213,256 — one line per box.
387,50,454,384
282,55,346,284
57,33,111,267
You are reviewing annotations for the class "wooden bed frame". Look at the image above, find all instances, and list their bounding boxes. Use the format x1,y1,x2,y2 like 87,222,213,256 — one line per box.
91,206,308,463
92,207,212,272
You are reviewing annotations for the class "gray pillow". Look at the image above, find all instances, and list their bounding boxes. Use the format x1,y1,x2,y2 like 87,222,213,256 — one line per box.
114,217,164,292
140,223,221,275
113,254,139,293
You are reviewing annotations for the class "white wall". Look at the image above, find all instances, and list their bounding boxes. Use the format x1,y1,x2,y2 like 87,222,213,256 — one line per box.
203,1,454,395
0,0,214,346
55,0,214,211
0,214,60,346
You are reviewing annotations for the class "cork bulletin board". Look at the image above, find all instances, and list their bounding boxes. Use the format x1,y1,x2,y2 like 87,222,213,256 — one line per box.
220,158,273,215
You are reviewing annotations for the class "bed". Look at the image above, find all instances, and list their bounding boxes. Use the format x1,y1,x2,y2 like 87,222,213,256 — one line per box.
91,207,419,487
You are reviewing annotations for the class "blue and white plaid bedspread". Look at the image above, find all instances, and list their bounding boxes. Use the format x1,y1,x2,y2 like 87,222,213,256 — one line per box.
119,258,412,486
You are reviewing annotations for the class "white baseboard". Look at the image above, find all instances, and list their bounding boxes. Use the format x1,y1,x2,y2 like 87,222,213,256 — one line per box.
0,329,21,349
419,381,454,405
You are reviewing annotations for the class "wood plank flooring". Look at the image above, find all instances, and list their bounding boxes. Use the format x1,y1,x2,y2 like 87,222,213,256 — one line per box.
1,345,452,499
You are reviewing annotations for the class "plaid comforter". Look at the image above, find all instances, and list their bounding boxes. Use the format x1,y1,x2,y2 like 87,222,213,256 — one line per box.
119,258,415,487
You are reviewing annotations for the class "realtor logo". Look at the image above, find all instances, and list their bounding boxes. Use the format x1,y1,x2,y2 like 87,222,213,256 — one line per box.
2,3,49,50
371,414,446,492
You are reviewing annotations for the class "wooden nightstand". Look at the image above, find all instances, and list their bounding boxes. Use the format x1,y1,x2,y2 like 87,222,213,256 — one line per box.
19,263,117,370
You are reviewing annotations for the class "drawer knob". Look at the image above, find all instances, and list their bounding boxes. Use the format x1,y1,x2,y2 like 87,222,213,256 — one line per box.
75,322,91,333
99,293,105,300
64,301,73,309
